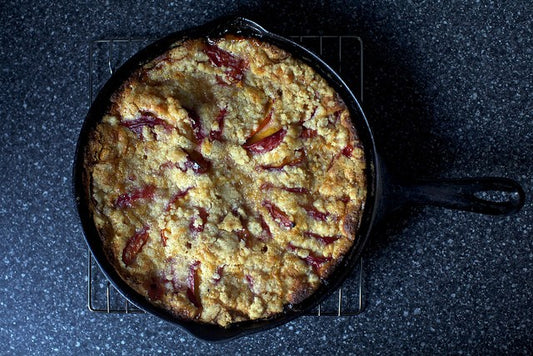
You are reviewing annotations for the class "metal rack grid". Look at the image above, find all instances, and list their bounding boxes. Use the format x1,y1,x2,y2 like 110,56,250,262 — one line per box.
87,35,365,317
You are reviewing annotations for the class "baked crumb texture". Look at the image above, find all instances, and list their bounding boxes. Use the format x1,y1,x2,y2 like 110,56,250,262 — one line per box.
85,36,366,327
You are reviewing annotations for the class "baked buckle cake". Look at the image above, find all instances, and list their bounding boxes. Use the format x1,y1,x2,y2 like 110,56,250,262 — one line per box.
84,35,366,326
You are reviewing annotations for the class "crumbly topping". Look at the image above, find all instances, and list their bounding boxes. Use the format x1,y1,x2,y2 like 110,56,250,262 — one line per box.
85,36,366,326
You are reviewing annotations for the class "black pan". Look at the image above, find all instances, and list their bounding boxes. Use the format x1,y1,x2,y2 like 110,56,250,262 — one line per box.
73,16,525,342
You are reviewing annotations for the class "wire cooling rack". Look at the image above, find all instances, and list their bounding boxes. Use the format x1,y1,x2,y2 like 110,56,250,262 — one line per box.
87,35,365,316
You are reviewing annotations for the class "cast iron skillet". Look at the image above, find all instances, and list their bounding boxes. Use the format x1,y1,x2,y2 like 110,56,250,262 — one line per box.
73,16,525,342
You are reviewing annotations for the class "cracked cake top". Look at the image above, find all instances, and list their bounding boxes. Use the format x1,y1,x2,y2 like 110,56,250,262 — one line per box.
84,35,366,326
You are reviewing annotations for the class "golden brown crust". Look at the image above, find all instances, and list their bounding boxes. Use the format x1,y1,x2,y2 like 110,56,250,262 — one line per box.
84,36,366,326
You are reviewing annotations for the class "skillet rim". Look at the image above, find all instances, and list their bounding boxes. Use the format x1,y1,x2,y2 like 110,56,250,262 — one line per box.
72,16,379,342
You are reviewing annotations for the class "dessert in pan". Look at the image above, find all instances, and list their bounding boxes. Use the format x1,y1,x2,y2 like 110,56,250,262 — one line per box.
84,35,366,326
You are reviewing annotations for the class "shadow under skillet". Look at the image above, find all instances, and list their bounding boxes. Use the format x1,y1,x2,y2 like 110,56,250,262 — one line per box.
353,17,456,255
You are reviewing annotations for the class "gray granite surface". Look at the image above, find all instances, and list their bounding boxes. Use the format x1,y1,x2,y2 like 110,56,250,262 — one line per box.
1,0,532,354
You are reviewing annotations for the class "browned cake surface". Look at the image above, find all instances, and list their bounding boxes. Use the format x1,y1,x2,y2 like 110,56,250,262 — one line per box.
85,36,366,326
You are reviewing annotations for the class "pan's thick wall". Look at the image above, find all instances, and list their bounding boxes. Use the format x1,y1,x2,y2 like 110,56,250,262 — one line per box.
73,17,380,341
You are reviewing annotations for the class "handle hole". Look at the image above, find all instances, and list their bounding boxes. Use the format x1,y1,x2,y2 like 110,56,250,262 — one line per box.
473,190,519,203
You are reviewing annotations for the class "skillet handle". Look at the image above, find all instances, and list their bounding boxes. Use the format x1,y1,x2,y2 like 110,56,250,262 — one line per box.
392,177,525,215
217,17,269,36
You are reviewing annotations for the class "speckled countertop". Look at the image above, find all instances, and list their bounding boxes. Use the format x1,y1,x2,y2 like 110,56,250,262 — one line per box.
1,1,531,354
